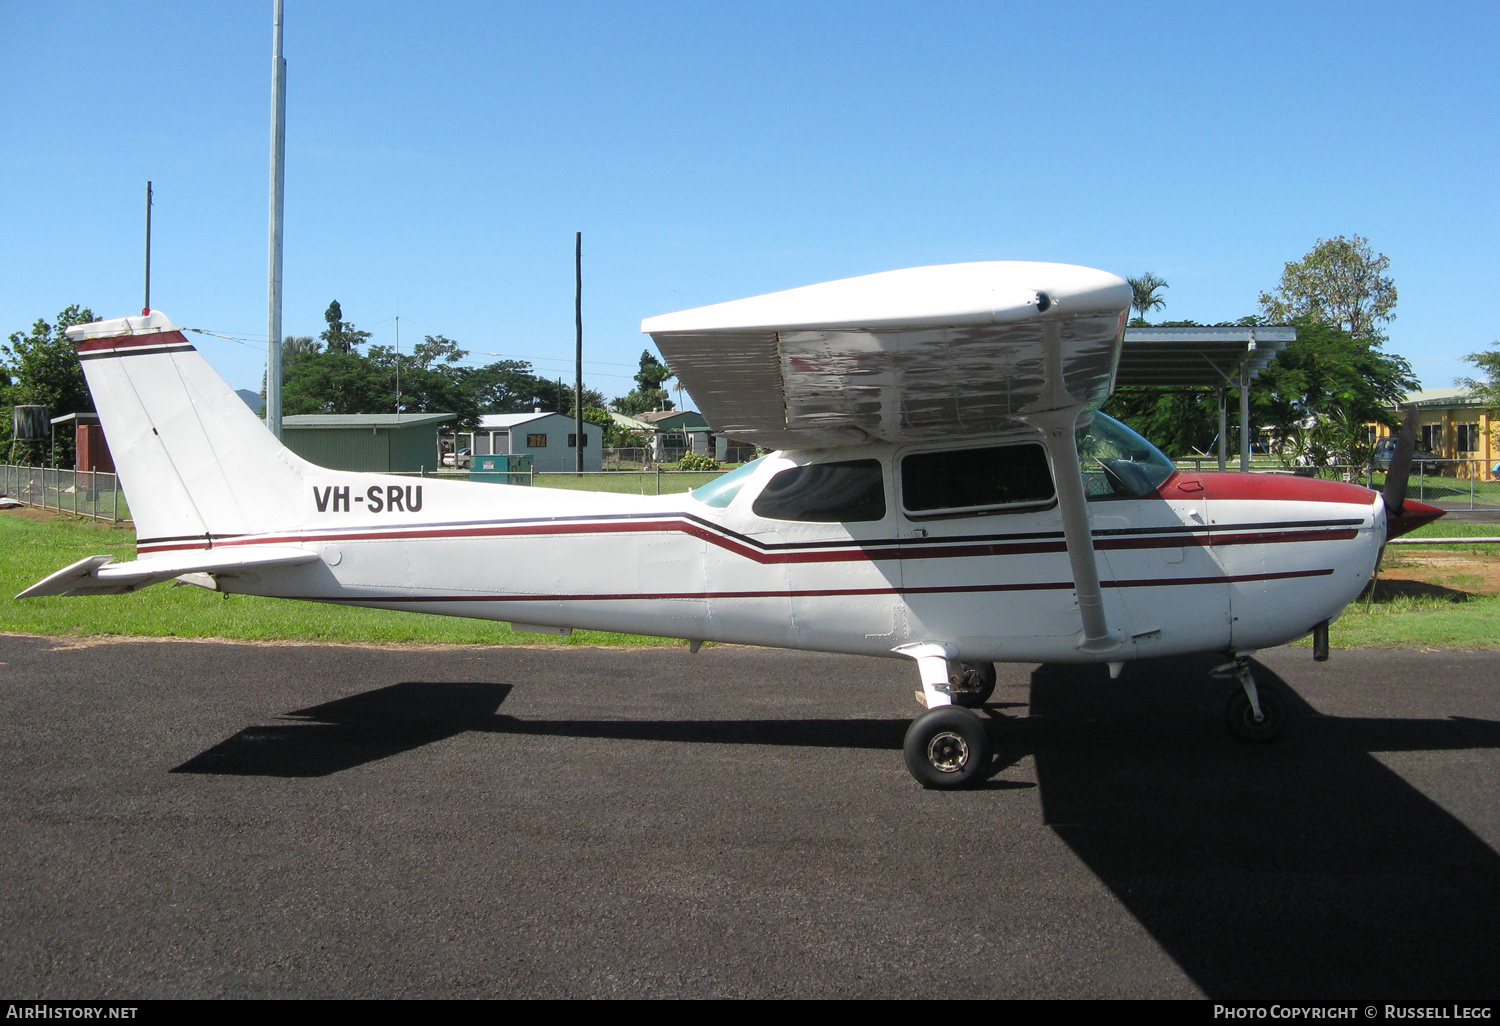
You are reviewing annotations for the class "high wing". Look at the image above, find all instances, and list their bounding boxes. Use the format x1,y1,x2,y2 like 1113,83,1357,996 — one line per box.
641,261,1131,449
16,547,320,598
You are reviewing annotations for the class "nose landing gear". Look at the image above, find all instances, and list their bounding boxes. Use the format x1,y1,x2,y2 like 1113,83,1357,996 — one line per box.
1216,656,1286,743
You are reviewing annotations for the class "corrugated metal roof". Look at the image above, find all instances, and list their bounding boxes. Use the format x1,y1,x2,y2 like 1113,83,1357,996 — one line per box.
282,413,454,429
1115,326,1296,388
635,409,709,429
1403,388,1485,408
609,412,656,432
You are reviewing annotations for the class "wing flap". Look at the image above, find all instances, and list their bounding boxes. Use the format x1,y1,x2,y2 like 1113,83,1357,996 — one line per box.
17,547,320,598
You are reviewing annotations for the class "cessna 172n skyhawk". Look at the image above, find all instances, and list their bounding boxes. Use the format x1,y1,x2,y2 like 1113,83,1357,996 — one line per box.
20,261,1442,788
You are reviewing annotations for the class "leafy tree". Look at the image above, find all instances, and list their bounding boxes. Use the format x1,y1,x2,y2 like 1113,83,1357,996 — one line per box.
1104,387,1219,458
281,350,392,418
583,405,643,448
1258,236,1397,342
2,305,96,464
319,300,371,355
1457,341,1500,409
634,349,672,393
611,350,675,415
1127,273,1169,325
1250,318,1416,464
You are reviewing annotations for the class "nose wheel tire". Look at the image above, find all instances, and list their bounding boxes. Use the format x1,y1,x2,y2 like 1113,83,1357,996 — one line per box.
903,707,992,789
950,660,997,708
1225,687,1286,743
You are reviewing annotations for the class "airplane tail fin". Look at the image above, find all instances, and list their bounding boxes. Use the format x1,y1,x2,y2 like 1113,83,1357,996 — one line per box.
65,312,312,550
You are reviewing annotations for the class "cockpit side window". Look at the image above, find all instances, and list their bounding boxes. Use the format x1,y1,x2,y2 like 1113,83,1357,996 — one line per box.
690,455,766,509
901,443,1055,517
751,459,886,523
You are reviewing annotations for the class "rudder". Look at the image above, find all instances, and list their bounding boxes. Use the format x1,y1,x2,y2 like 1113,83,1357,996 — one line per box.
67,312,313,547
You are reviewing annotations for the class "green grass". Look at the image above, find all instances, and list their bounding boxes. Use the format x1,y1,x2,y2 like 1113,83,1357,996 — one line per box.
1321,592,1500,650
1312,520,1500,650
532,471,722,495
0,509,680,647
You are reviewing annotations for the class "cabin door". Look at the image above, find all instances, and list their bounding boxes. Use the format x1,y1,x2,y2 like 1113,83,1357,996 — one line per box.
893,440,1126,661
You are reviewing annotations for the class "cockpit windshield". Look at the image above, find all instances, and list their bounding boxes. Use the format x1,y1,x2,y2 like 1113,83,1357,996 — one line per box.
1078,412,1177,500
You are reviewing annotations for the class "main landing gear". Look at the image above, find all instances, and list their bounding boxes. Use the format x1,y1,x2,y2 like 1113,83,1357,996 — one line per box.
904,705,993,789
1215,656,1286,743
902,659,997,790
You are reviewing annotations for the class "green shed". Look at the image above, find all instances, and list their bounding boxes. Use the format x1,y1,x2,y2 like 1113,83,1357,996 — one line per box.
281,413,455,473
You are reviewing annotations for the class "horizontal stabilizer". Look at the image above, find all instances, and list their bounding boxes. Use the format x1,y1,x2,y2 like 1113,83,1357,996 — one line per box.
17,547,320,598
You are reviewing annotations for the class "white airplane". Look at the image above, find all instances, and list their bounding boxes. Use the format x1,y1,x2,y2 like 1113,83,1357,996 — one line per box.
20,261,1443,789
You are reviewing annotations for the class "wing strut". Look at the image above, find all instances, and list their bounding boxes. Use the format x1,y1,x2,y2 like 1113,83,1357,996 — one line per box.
1020,324,1119,654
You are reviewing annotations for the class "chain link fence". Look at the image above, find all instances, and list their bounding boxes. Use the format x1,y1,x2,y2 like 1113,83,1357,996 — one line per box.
0,464,130,522
602,446,758,469
13,456,1488,521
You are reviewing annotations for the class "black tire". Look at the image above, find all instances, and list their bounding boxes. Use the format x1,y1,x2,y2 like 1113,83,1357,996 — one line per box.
1225,687,1286,743
903,707,992,789
950,661,997,708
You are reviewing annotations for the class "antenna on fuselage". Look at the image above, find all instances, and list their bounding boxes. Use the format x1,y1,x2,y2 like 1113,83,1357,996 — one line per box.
143,181,152,315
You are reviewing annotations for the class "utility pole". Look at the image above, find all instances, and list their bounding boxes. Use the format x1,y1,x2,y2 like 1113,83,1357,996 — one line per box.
143,182,152,315
265,0,287,439
575,231,584,474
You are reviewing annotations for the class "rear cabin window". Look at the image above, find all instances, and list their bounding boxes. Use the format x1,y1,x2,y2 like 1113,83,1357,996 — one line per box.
901,444,1054,516
751,459,886,523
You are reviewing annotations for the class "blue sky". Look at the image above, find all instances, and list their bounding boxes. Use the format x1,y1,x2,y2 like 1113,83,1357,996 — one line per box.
3,1,1496,403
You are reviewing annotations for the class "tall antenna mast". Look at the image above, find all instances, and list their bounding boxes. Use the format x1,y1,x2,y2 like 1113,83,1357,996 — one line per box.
394,310,401,415
265,0,287,438
575,231,583,474
143,181,152,315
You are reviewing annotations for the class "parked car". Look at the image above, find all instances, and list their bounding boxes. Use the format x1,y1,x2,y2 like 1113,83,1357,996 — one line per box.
442,447,472,469
1370,437,1441,472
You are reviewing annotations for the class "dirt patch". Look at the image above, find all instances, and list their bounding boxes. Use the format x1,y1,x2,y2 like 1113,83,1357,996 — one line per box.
1375,551,1500,600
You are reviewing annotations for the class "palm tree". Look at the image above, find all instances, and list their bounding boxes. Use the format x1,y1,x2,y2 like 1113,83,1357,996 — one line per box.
281,335,319,369
1127,273,1169,324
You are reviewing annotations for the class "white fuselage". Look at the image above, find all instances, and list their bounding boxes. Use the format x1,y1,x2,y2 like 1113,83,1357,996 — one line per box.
137,440,1385,665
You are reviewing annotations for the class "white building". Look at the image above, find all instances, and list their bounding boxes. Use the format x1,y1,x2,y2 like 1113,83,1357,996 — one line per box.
454,411,602,473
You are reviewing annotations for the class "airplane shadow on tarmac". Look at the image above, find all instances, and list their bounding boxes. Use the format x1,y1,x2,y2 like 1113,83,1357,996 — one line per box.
1021,655,1500,1001
173,657,1500,999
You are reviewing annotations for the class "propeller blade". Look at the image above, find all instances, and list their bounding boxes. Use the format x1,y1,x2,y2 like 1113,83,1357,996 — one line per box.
1380,405,1419,519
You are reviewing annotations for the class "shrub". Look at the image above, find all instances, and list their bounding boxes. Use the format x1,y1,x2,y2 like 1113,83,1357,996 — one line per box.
676,452,719,471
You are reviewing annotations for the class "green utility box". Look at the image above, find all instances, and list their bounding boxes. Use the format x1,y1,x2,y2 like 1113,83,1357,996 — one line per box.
470,453,534,485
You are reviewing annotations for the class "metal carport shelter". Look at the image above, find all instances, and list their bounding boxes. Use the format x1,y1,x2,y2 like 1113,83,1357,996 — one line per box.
1115,326,1296,471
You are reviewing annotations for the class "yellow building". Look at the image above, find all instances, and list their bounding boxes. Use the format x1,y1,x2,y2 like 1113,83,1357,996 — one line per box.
1375,389,1497,481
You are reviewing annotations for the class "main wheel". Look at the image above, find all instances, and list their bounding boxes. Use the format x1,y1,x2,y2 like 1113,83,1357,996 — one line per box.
903,707,992,789
950,661,997,708
1225,687,1286,743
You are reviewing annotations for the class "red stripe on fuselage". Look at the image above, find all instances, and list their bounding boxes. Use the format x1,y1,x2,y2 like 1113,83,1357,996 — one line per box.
327,567,1337,605
135,518,1362,563
74,330,193,353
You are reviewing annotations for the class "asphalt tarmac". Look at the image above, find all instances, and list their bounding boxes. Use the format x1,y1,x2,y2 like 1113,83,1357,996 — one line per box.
1,635,1497,999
